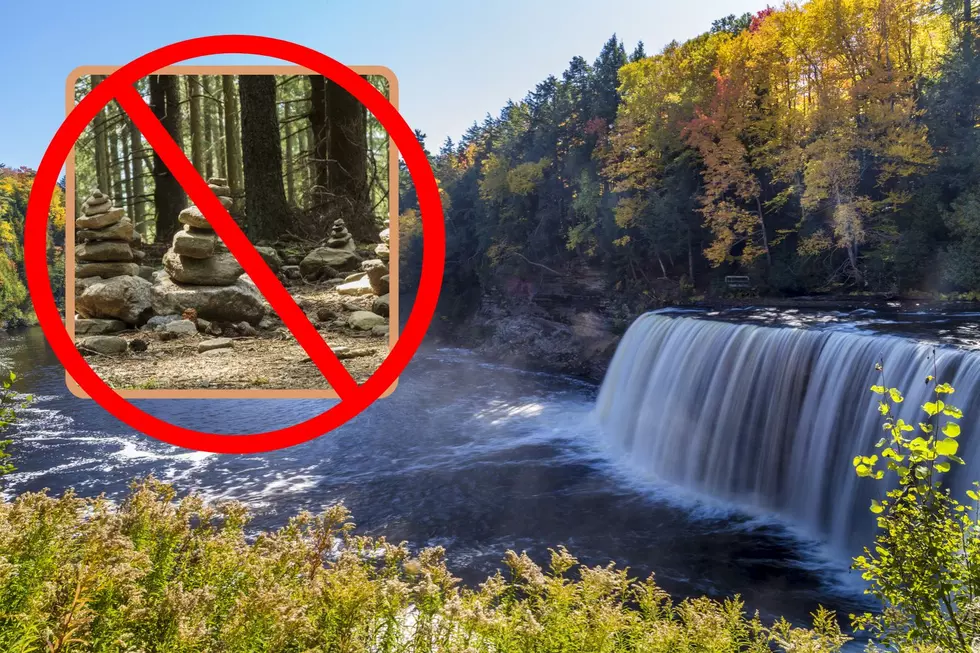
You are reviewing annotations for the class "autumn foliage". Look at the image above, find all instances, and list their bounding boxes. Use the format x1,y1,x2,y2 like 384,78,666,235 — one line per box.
0,166,66,324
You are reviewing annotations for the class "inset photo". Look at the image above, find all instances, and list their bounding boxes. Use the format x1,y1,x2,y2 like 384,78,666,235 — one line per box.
66,66,398,397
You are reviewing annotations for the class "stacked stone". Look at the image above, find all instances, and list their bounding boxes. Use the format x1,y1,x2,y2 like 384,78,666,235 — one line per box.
151,178,267,326
298,217,362,280
75,189,139,279
327,219,356,252
75,190,154,330
163,178,243,286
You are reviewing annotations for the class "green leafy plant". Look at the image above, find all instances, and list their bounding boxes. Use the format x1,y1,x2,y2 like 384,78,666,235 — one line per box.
0,476,850,652
0,370,30,479
852,361,979,651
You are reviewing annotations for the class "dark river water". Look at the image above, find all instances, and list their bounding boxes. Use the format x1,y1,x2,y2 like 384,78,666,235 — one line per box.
0,322,878,636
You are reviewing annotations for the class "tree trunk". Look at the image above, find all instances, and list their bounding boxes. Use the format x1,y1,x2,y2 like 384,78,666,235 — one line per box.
109,128,125,207
965,0,973,60
91,76,111,196
687,231,695,282
187,75,205,174
222,76,243,198
203,76,218,178
128,117,147,236
239,75,290,243
284,101,295,205
755,196,772,266
326,79,374,242
121,130,133,213
149,75,186,242
307,75,329,199
212,76,227,179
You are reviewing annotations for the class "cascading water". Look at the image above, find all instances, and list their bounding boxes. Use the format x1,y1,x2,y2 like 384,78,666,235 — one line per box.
595,312,980,553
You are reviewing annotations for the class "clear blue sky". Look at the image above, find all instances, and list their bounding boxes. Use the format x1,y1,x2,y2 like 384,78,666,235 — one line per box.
1,0,764,169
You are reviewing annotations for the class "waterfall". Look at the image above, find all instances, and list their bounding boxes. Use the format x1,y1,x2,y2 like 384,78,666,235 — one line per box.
595,313,980,553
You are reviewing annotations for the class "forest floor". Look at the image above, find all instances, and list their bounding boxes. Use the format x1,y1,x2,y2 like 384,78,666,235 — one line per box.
85,284,390,391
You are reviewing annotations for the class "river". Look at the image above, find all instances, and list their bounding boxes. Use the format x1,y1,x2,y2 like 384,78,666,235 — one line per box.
5,309,943,637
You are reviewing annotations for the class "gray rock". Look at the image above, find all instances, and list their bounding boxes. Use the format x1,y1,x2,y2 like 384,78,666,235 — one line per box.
145,314,181,330
217,195,233,209
282,265,302,280
75,240,134,262
177,206,212,229
361,259,388,295
163,251,243,285
76,207,125,229
151,276,266,325
81,198,112,216
77,335,127,355
336,346,378,359
316,307,338,322
198,338,233,353
348,311,386,330
235,321,258,337
76,262,140,279
209,185,232,197
370,325,389,337
164,319,198,336
207,177,228,186
379,227,390,245
138,266,156,281
258,316,277,329
374,242,390,262
76,217,135,242
337,276,374,296
344,271,366,282
371,294,390,318
299,247,361,277
132,249,145,262
172,229,217,259
75,275,154,325
75,276,103,297
74,318,127,335
254,246,282,272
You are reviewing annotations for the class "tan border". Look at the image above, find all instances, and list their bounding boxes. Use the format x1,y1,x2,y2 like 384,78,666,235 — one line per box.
65,65,400,400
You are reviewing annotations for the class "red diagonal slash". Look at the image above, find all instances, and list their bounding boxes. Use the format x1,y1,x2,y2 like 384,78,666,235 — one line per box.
114,83,360,399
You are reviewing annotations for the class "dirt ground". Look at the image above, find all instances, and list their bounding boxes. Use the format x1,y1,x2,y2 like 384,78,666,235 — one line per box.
83,284,390,391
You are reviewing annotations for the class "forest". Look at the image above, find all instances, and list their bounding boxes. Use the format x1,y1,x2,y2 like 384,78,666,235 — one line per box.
72,72,392,247
0,166,65,326
400,0,980,321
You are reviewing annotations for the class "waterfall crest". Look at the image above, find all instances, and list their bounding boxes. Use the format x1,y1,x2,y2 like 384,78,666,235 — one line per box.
595,313,980,551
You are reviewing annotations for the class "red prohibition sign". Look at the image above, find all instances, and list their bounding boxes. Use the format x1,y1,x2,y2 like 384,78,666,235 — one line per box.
24,35,445,454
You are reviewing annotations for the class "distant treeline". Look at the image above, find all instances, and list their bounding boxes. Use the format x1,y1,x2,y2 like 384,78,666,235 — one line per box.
0,167,65,325
400,0,980,318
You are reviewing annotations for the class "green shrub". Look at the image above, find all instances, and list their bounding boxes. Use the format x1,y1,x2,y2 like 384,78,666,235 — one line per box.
852,367,980,651
0,476,849,652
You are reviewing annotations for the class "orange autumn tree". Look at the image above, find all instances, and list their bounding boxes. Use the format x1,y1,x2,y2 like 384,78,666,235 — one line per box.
682,71,776,267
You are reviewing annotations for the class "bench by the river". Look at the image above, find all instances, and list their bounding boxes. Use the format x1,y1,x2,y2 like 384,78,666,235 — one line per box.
725,275,752,289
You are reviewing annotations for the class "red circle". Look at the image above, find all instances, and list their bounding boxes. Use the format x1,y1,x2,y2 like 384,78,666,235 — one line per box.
24,36,445,454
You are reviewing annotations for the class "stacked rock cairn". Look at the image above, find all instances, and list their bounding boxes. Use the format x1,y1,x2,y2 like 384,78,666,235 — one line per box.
328,218,356,252
332,219,391,335
74,189,155,343
75,189,140,280
163,178,243,286
150,178,267,329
